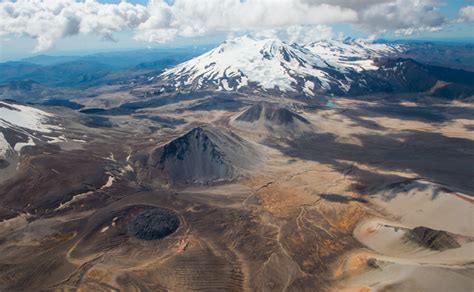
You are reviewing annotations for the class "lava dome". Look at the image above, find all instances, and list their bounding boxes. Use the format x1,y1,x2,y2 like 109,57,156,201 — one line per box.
128,208,180,240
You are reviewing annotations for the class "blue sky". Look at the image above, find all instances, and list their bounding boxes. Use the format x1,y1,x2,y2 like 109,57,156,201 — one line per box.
0,0,473,61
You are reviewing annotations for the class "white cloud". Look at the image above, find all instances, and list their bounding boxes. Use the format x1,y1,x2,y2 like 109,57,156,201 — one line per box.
302,0,393,10
301,0,445,36
248,25,336,44
0,0,149,51
357,0,445,35
458,6,474,22
134,0,357,43
0,0,449,52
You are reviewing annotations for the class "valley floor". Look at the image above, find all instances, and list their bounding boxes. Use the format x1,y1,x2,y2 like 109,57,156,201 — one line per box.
0,96,473,291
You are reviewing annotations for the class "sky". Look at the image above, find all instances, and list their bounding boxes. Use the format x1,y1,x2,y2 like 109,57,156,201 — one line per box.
1,0,473,61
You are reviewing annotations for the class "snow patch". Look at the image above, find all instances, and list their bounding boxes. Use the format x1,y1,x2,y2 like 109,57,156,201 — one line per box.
45,135,67,144
303,80,315,96
0,101,61,133
55,176,115,211
55,191,94,210
0,132,12,158
107,152,116,162
14,137,35,152
102,176,115,189
221,79,232,91
72,139,86,143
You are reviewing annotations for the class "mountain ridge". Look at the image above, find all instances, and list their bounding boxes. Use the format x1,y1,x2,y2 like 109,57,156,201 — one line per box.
157,36,474,99
159,36,404,96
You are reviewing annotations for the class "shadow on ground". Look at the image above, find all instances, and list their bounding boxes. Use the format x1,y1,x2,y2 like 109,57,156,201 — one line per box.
267,129,474,196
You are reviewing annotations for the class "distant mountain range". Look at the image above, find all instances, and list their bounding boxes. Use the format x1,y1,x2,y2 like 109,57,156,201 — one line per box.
0,45,214,88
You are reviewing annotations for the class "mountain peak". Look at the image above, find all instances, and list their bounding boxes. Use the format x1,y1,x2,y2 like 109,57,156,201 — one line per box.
235,102,310,126
151,125,260,185
160,36,332,94
212,36,290,58
159,36,405,96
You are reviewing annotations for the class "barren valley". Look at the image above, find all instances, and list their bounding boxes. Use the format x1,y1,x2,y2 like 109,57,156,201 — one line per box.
1,93,473,291
1,32,474,291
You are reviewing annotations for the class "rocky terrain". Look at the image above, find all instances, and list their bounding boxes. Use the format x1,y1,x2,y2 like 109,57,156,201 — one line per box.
0,37,473,291
128,207,180,240
137,125,262,185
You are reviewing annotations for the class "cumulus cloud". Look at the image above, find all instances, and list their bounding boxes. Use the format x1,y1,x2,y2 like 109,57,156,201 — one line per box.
356,0,445,35
0,0,149,51
458,6,474,22
302,0,445,35
248,25,336,44
302,0,394,10
0,0,449,52
134,0,357,43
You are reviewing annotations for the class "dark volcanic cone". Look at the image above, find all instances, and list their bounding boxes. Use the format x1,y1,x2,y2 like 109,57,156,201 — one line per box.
236,102,309,126
151,125,260,185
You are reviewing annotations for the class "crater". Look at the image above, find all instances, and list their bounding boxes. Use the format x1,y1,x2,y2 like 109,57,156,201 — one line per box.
128,208,180,240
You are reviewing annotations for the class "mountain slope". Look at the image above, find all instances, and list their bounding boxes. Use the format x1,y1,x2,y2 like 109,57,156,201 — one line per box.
160,36,404,96
0,101,65,182
160,36,340,95
159,36,474,99
0,101,63,158
232,102,312,134
304,38,403,72
374,58,474,97
235,102,309,125
141,126,261,185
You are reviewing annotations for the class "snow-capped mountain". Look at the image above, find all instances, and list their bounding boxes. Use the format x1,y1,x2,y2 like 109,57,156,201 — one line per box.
159,36,405,96
304,38,404,72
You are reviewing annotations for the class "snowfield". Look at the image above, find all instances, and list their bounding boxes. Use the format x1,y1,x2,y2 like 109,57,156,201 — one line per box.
304,38,403,72
0,101,61,133
0,132,12,158
0,101,63,156
160,36,404,95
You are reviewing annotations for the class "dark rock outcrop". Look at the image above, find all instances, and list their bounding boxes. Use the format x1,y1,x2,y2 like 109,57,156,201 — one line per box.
407,226,461,251
128,208,180,240
235,102,309,126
